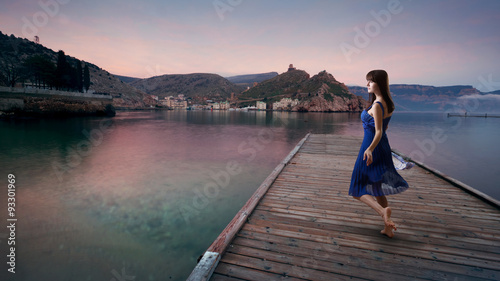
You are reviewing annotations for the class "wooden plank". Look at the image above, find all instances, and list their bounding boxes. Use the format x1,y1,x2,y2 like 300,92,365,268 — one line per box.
262,191,500,219
210,273,247,281
233,233,499,280
226,243,435,281
230,236,497,280
218,252,366,281
194,134,500,281
251,206,500,247
241,220,500,271
214,262,306,281
256,201,500,235
247,209,500,259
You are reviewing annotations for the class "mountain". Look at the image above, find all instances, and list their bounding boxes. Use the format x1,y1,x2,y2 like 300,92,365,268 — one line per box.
114,74,141,84
0,31,154,108
238,68,365,112
226,72,278,88
86,66,155,108
348,84,500,112
130,73,241,102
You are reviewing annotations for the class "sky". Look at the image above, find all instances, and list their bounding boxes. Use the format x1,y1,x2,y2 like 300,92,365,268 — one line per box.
1,0,500,90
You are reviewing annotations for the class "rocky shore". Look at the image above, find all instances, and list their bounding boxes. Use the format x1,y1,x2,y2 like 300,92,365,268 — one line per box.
293,94,365,112
0,94,115,118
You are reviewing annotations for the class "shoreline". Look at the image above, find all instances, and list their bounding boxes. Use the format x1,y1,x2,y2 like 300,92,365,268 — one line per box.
0,87,116,118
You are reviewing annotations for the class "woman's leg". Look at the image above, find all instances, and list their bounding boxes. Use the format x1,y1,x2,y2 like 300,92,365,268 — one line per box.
376,195,388,208
354,195,396,237
375,195,395,237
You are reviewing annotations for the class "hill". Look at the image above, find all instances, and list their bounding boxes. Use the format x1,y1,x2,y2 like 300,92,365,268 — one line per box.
0,31,154,108
130,73,241,102
238,68,365,112
114,74,141,84
226,72,278,88
348,84,500,112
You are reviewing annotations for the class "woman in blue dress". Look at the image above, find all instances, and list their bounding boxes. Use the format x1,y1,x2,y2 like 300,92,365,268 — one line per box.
349,70,409,238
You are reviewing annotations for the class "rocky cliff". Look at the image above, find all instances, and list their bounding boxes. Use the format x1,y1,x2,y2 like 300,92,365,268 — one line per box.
239,69,365,112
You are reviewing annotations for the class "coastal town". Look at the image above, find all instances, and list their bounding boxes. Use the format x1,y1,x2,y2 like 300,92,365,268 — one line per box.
154,94,300,111
151,65,303,111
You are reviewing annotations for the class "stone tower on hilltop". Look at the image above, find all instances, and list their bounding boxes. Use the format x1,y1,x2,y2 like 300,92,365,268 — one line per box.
288,64,296,72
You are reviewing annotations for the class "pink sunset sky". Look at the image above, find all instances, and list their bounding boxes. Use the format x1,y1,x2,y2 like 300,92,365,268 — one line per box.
1,0,499,90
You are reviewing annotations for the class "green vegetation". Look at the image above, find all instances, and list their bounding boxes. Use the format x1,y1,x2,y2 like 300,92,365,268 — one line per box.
326,82,351,98
0,31,91,92
240,70,310,100
22,50,91,92
324,92,334,101
83,64,90,92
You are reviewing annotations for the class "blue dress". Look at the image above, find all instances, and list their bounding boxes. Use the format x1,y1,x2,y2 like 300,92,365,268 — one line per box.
349,101,409,197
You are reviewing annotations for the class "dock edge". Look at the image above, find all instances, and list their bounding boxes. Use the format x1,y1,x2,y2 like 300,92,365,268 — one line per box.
186,133,311,281
392,149,500,209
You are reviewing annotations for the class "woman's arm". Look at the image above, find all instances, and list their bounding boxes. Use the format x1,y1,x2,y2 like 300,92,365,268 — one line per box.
364,103,383,166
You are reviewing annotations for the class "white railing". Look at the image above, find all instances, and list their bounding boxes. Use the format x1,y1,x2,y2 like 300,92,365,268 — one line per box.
0,86,112,100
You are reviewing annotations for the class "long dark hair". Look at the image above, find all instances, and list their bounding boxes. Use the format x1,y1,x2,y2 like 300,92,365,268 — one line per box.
366,69,395,114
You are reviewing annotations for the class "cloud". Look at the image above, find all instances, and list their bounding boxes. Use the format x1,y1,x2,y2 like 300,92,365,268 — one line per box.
458,94,500,101
2,0,500,90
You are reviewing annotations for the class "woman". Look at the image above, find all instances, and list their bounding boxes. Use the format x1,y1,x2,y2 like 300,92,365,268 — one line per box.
349,69,409,238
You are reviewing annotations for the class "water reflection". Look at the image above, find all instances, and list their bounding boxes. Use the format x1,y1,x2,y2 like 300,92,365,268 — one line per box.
1,110,497,281
0,111,329,280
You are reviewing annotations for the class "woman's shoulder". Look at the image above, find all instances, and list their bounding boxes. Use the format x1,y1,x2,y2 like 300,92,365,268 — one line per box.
373,100,392,118
373,101,385,111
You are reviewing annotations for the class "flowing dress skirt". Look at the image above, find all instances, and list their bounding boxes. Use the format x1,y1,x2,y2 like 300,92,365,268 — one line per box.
349,123,409,197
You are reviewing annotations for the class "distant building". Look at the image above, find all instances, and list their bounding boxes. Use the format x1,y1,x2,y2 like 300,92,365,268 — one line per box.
221,101,230,110
273,98,299,111
213,101,230,110
288,64,296,72
162,96,187,109
256,101,267,110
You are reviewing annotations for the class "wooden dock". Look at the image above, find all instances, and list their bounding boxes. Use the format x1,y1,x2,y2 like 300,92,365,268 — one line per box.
188,134,500,281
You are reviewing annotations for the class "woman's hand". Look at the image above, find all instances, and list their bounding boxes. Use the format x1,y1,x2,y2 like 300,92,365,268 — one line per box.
363,149,373,166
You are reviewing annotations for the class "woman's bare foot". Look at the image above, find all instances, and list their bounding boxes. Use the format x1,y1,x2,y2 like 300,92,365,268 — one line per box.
381,225,394,238
381,207,397,237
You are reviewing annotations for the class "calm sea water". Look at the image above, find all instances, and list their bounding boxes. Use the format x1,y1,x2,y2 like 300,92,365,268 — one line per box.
0,110,498,280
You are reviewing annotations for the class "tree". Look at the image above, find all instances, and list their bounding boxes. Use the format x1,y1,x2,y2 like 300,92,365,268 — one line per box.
24,55,56,89
0,55,22,87
83,64,90,92
55,50,66,90
55,50,74,90
75,59,83,92
0,32,25,87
